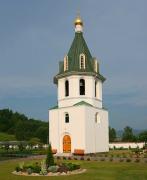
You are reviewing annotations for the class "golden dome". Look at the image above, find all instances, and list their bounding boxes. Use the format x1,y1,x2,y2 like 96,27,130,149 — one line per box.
74,16,83,26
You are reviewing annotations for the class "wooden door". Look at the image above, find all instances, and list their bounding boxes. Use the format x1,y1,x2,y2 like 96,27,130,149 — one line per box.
63,135,71,153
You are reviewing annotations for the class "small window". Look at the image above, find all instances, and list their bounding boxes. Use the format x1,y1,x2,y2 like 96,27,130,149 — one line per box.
79,79,85,95
64,56,68,71
95,113,101,124
65,80,69,96
79,54,85,69
65,113,69,123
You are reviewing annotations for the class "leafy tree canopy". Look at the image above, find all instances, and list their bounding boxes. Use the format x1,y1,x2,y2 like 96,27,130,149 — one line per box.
0,109,48,143
109,127,116,142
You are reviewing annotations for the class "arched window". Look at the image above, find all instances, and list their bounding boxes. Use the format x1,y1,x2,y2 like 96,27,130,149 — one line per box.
65,80,69,96
79,54,85,69
95,113,101,124
65,113,69,123
64,55,68,71
79,79,85,95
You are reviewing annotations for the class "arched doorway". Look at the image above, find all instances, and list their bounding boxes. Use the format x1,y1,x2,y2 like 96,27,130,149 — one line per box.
63,135,71,153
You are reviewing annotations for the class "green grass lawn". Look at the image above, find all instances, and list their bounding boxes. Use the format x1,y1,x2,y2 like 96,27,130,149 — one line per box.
0,158,147,180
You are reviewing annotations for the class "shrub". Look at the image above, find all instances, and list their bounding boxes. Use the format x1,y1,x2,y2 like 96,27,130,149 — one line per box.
27,168,33,175
48,165,59,173
63,156,66,160
15,166,21,172
40,159,47,175
100,158,105,161
58,165,68,173
122,154,127,158
87,157,90,161
111,154,114,158
65,163,80,171
74,157,77,160
46,144,54,168
135,159,140,163
126,158,131,162
144,154,147,158
109,158,113,161
33,163,41,173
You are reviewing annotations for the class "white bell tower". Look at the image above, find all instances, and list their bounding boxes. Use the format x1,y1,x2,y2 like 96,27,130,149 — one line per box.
49,15,109,155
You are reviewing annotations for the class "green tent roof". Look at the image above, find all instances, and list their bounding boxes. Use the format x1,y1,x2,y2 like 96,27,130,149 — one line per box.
54,32,106,83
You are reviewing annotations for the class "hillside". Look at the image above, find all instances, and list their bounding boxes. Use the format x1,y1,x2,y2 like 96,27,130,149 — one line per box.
0,109,48,143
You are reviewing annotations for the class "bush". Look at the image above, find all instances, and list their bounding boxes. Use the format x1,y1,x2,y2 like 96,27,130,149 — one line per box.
27,168,33,175
144,154,147,158
58,165,68,173
116,154,120,158
122,154,127,158
126,158,131,162
48,165,59,173
100,158,105,161
33,163,41,173
109,158,113,161
87,158,90,161
46,144,54,168
40,159,47,175
15,166,21,172
135,159,140,163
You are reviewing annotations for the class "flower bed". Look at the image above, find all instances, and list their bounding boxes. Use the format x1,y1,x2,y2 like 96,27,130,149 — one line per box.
13,160,85,176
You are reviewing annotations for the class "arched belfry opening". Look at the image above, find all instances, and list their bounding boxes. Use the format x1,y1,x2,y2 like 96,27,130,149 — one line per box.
65,80,69,96
79,79,85,95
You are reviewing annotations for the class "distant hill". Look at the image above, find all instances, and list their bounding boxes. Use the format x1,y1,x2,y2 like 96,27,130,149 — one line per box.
0,109,48,143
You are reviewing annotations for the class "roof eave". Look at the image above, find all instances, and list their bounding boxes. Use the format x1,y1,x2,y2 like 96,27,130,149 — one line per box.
54,71,106,84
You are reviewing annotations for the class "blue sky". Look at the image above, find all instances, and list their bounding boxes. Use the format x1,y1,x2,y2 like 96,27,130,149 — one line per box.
0,0,147,130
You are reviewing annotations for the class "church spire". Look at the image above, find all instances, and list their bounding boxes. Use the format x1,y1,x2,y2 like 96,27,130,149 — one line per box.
74,14,83,33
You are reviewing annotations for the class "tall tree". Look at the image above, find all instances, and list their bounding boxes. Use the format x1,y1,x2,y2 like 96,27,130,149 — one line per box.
109,127,116,142
122,126,136,142
138,131,147,143
46,144,54,168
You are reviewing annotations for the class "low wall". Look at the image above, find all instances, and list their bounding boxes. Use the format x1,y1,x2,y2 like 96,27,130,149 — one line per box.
109,142,145,149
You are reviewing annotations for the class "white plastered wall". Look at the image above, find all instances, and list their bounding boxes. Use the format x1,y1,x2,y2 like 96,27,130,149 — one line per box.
84,106,109,153
49,105,109,154
58,75,102,108
49,106,86,153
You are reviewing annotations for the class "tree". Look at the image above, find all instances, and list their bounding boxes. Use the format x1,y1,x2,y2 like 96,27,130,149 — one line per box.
138,131,147,143
35,126,48,144
0,109,48,143
109,127,116,142
46,144,54,168
122,126,136,142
